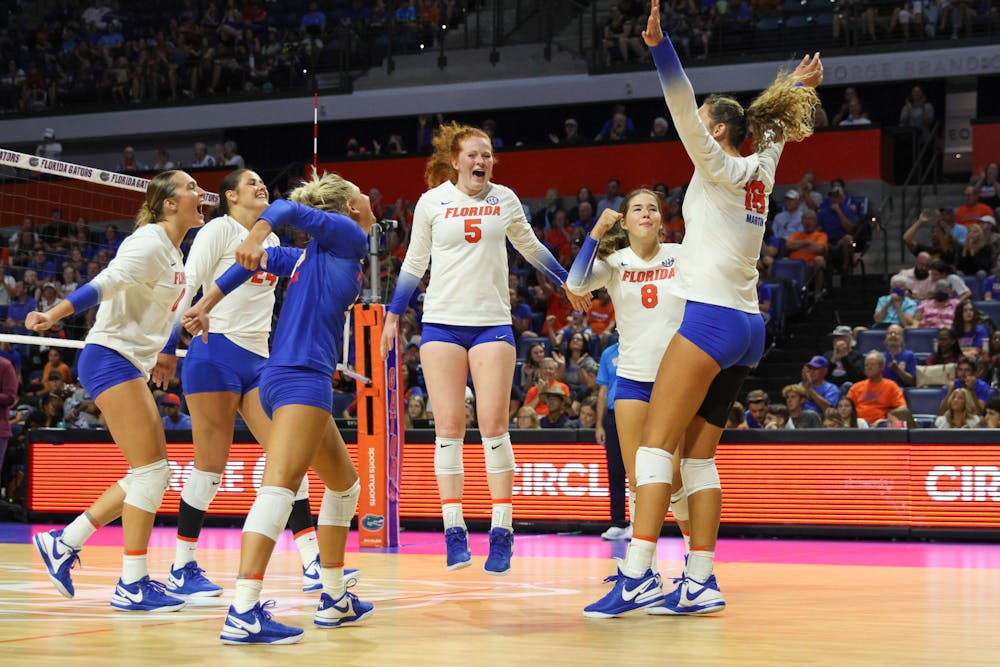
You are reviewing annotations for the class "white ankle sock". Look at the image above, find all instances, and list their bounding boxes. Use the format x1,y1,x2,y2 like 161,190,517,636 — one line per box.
173,537,197,570
687,550,715,582
442,503,465,530
121,553,148,585
233,578,263,613
320,566,345,598
62,513,97,550
490,503,512,531
295,529,320,568
621,538,656,579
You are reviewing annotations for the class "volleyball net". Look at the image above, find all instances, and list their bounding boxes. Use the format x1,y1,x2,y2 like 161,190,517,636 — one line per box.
0,149,401,547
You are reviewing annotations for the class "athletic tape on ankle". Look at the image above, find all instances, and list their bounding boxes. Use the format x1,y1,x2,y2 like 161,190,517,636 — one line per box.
318,479,360,527
123,459,171,513
482,433,515,474
243,486,294,541
180,468,222,512
434,437,464,475
635,446,673,487
680,458,721,494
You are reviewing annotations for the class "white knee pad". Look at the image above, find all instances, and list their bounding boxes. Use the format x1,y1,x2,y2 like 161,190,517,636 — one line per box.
116,474,132,494
295,474,310,502
123,459,171,513
482,433,515,474
318,479,361,527
434,437,464,476
180,468,222,512
635,447,673,487
680,458,721,495
243,486,295,541
670,485,689,522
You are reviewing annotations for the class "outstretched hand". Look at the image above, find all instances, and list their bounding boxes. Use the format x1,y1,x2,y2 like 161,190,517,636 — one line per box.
641,0,664,47
793,52,823,89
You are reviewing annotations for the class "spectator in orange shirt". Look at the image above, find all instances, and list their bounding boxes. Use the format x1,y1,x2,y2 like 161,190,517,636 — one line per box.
522,357,570,417
541,281,574,335
785,209,828,297
544,210,572,263
955,186,995,227
42,348,73,385
662,196,685,243
846,350,907,424
586,288,616,344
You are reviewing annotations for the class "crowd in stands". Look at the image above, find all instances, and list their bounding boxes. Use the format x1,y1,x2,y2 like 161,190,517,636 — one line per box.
1,0,480,114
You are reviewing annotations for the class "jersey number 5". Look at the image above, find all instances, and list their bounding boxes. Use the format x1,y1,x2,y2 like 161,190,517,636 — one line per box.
464,218,482,243
641,284,658,309
744,180,766,214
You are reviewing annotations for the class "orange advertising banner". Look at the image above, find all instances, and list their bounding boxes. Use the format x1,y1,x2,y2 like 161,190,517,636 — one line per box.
28,437,1000,530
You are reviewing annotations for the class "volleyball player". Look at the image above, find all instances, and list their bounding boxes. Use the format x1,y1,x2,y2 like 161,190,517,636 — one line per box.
183,171,375,644
585,1,823,618
166,168,357,597
30,170,206,611
566,191,690,580
379,122,589,575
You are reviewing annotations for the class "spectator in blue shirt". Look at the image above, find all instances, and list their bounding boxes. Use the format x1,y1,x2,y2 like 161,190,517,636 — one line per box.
945,357,991,412
801,356,840,414
881,324,917,387
161,393,192,430
873,275,918,329
817,184,858,276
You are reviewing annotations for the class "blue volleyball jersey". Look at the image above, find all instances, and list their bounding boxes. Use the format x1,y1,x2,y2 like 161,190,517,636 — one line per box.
256,199,367,376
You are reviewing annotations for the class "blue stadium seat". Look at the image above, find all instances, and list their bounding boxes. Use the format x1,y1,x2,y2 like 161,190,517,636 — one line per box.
905,328,939,356
771,259,807,290
765,282,784,335
975,300,1000,329
963,275,983,301
517,336,550,360
905,387,946,420
856,329,884,354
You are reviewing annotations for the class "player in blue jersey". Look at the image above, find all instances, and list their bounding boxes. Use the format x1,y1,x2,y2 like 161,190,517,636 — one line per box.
584,0,823,619
182,171,375,645
380,122,589,575
29,170,206,612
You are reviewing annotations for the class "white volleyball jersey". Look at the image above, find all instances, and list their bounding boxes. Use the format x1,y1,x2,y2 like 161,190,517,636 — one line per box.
571,244,684,382
86,224,187,378
402,180,566,326
183,215,281,358
659,67,783,314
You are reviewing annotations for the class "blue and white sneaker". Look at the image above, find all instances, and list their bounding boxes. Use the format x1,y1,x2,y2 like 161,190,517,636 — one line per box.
166,561,223,598
302,556,362,592
314,590,375,628
445,527,471,570
221,600,304,645
110,576,187,612
646,574,726,615
583,568,664,618
33,529,81,599
484,527,513,576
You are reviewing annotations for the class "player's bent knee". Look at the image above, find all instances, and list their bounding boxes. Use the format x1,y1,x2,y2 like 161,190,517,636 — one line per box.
123,459,171,513
681,458,721,495
180,468,222,512
243,486,294,541
482,433,515,474
434,437,464,475
318,479,360,527
635,446,673,487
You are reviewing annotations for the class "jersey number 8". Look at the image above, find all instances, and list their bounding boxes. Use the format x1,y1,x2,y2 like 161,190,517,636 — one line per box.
641,284,658,309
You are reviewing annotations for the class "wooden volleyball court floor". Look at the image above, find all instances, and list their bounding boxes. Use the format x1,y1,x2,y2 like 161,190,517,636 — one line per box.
1,523,999,666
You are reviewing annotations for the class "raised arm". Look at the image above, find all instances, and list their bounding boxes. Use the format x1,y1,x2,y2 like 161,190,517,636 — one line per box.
566,209,620,295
